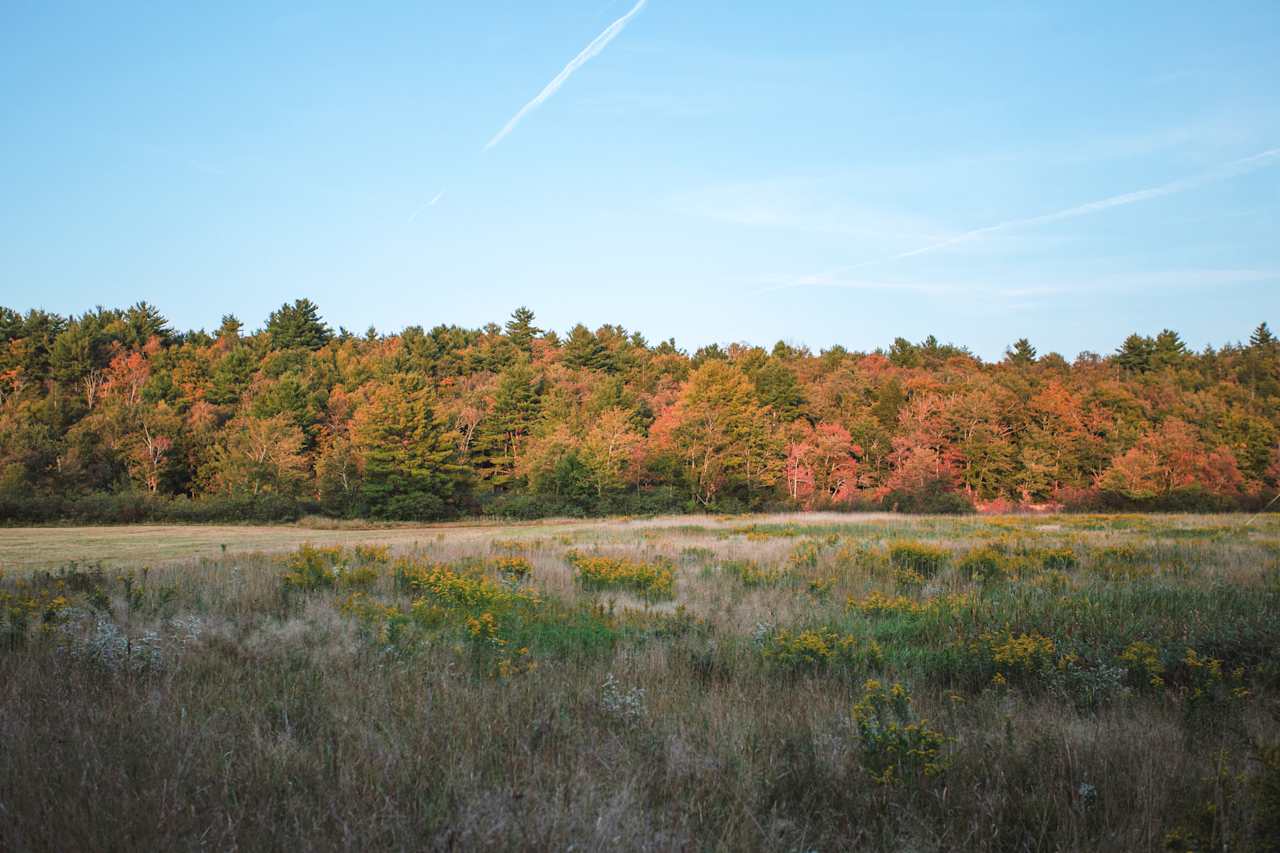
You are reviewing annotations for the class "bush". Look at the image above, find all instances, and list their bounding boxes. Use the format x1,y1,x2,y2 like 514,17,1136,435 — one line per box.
0,491,315,525
1059,486,1255,513
881,480,974,515
281,544,383,591
566,551,675,599
758,626,882,673
889,541,950,579
851,680,948,785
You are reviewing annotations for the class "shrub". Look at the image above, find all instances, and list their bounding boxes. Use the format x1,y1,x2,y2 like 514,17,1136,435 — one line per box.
786,540,821,571
1118,640,1166,689
880,482,974,515
281,544,381,591
758,626,882,673
889,541,950,579
492,556,533,583
1,581,71,650
990,632,1057,680
851,680,948,785
402,561,533,613
566,552,675,599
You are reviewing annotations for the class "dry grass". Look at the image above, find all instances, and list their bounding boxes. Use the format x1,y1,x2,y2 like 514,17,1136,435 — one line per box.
2,513,1279,851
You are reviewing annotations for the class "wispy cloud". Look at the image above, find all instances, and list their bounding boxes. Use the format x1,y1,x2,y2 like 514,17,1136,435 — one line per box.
756,267,1280,297
673,176,955,245
483,0,647,151
864,147,1280,267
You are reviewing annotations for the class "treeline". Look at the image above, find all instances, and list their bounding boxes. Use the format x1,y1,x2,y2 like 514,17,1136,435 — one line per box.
1,300,1278,523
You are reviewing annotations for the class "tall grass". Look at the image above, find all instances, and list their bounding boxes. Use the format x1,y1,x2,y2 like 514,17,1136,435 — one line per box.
1,514,1278,851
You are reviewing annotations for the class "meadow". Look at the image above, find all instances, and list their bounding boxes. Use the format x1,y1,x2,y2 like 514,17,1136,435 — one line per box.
2,513,1279,851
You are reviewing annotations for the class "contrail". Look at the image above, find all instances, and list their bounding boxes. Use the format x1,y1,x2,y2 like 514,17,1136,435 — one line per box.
874,147,1280,265
753,146,1280,293
483,0,647,151
407,190,447,223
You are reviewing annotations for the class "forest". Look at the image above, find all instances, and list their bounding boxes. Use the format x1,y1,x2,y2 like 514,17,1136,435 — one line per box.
1,299,1277,523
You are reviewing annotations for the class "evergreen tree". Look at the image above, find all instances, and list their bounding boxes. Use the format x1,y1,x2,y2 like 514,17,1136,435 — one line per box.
207,346,259,406
504,306,542,353
217,314,243,343
1114,334,1155,373
266,299,331,350
562,324,610,371
1005,338,1037,366
1152,329,1189,369
120,301,172,349
888,337,919,368
353,379,469,519
1241,322,1280,397
691,343,727,366
5,309,67,379
472,360,542,487
0,307,23,343
49,315,111,385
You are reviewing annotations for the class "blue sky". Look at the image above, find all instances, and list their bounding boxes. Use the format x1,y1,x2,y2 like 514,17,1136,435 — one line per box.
2,1,1277,360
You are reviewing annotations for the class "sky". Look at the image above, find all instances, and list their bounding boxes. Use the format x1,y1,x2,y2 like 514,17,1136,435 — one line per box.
1,1,1278,360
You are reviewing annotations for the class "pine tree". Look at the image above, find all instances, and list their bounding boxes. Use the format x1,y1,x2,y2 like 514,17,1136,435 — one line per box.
1114,334,1155,373
0,306,22,343
266,299,331,350
562,324,610,371
217,314,243,343
504,306,542,353
1152,329,1189,369
1005,338,1037,366
471,360,542,488
888,337,919,368
49,315,111,385
353,379,469,519
1241,322,1280,397
120,301,173,349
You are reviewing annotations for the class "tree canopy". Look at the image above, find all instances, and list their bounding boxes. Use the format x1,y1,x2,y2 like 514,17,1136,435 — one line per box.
1,301,1277,520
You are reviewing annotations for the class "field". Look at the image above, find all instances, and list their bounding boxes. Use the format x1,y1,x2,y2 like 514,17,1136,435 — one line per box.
3,513,1279,851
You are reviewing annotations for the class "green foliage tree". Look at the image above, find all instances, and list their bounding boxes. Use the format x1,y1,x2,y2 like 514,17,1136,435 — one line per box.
1005,338,1037,366
120,301,173,349
217,314,244,344
1152,329,1190,370
352,379,469,519
752,360,807,422
266,299,331,351
562,324,610,371
504,306,542,354
1115,334,1155,373
654,360,768,507
470,360,541,489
